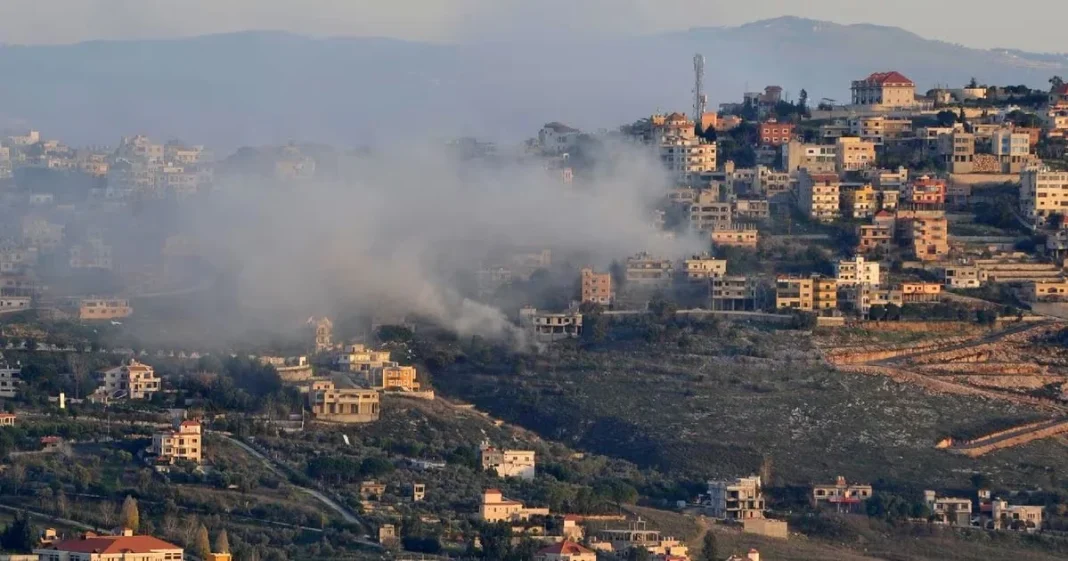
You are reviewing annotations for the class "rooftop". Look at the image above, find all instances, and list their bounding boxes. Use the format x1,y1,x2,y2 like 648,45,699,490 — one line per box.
45,534,182,554
861,71,914,86
537,540,594,555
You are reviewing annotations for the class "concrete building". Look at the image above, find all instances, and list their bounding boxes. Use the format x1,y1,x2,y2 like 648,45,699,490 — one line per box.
903,176,945,206
519,307,583,342
1021,279,1068,302
370,364,420,392
0,413,15,427
336,344,392,372
776,275,837,313
96,360,161,401
759,120,795,146
840,184,876,219
992,129,1032,173
312,317,334,353
733,197,770,220
35,530,183,561
307,380,380,423
812,476,873,513
592,520,688,558
924,490,973,527
65,297,132,321
848,116,913,145
580,268,613,305
896,208,949,261
782,140,837,173
480,441,536,479
625,252,674,288
938,131,976,174
711,226,759,249
707,476,765,520
711,276,759,311
653,113,716,182
900,282,942,302
683,255,727,281
851,71,917,109
1021,169,1068,224
150,420,202,465
850,285,904,315
835,256,880,287
688,189,732,232
836,137,876,172
857,224,893,254
986,499,1044,531
479,489,549,522
943,265,985,288
538,123,582,155
798,171,841,222
535,541,596,561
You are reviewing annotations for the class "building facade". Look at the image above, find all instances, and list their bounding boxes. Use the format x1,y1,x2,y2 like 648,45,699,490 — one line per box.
35,531,184,561
480,442,536,479
151,420,202,465
97,360,161,400
707,476,766,520
307,381,380,423
1021,169,1068,224
798,171,841,222
812,476,873,513
851,71,917,109
580,268,613,305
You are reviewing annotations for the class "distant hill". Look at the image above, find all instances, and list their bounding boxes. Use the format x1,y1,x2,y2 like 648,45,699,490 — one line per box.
0,17,1065,149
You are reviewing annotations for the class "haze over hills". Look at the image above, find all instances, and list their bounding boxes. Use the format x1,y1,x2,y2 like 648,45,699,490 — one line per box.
0,15,1065,149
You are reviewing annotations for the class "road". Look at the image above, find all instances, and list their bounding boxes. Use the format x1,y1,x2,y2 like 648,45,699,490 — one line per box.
0,503,104,532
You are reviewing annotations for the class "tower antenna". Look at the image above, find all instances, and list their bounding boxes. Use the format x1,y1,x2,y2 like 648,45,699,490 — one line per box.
693,53,707,127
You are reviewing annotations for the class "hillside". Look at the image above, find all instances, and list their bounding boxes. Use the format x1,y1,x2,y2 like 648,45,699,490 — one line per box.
1,17,1065,148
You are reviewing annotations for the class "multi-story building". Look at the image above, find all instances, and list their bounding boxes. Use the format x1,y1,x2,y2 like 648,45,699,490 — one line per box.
69,241,113,270
480,441,536,479
150,419,202,465
923,490,972,527
758,120,795,146
850,285,904,315
653,113,716,182
35,530,183,561
985,498,1044,531
479,489,550,522
1020,168,1068,224
851,71,917,109
733,197,770,220
711,226,759,249
370,364,420,392
0,412,15,426
538,122,582,155
836,137,876,172
682,255,727,281
625,252,674,288
1021,279,1068,302
688,190,732,232
336,344,392,372
0,365,19,399
775,275,837,312
812,476,873,513
312,317,334,353
307,380,380,423
992,129,1032,173
944,265,985,288
840,184,876,219
711,276,758,311
835,256,881,287
798,171,841,222
857,224,893,254
938,132,976,174
707,476,765,520
782,140,837,173
96,360,161,401
900,282,942,302
534,541,596,561
67,297,132,320
848,116,913,145
580,268,613,305
519,307,583,342
904,176,946,205
896,208,950,261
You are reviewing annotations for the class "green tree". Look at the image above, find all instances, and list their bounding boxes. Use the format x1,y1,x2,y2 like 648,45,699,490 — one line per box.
0,512,36,552
1051,76,1065,91
627,546,652,561
936,110,957,127
214,529,230,554
798,89,809,112
120,495,139,531
700,530,718,561
195,524,211,560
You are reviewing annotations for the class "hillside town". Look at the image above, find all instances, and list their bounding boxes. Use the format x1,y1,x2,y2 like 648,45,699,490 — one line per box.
5,35,1068,561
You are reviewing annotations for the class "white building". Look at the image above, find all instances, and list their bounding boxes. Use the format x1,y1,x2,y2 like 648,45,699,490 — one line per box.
538,123,582,155
480,441,536,480
992,129,1030,157
834,256,881,287
0,364,19,399
706,476,765,520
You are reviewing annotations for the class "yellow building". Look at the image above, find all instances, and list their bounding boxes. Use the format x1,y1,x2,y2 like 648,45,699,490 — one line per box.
307,380,380,423
150,420,202,465
841,184,876,219
836,137,877,172
336,344,392,372
1022,279,1068,302
683,255,727,281
850,71,917,109
900,282,942,302
812,476,873,513
900,215,950,261
580,268,613,305
95,360,161,401
688,190,732,232
653,113,717,182
70,297,132,320
711,226,759,248
479,489,549,523
535,541,597,561
371,364,420,392
776,275,836,312
1021,169,1068,224
798,171,841,222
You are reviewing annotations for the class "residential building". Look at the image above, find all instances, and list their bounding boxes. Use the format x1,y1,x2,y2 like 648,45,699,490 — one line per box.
683,255,727,281
535,541,596,561
688,189,733,231
707,476,765,520
711,226,759,249
992,129,1032,173
625,252,674,288
848,116,913,145
711,276,758,311
311,317,334,352
96,360,161,401
857,224,893,254
938,132,976,174
840,184,876,219
986,499,1043,531
850,285,904,315
782,140,837,173
836,137,876,172
896,208,949,261
903,176,945,206
653,113,716,182
851,71,917,109
924,490,972,527
307,380,380,423
150,420,202,465
798,171,841,222
811,476,873,513
35,530,184,561
370,364,420,392
944,265,985,288
519,307,583,342
1021,280,1068,302
900,282,942,302
759,120,795,146
67,298,132,321
480,441,536,479
776,276,813,311
0,297,31,313
592,520,688,558
336,344,392,372
538,123,582,155
834,256,880,287
1020,169,1068,224
69,241,113,270
580,268,613,305
359,481,386,500
0,413,14,426
733,197,770,219
479,489,549,522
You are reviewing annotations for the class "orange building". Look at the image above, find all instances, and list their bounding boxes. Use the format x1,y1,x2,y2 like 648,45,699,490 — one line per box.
580,268,613,305
904,176,946,205
759,120,795,146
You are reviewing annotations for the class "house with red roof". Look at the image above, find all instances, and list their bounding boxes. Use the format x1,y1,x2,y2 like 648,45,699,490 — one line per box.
534,540,596,561
851,71,918,110
34,529,183,561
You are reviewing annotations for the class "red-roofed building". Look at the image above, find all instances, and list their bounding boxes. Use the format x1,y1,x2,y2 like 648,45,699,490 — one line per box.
852,71,918,109
35,531,184,561
535,540,596,561
0,412,15,426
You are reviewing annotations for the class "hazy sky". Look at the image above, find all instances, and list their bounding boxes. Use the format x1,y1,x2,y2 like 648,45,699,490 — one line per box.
1,0,1064,52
